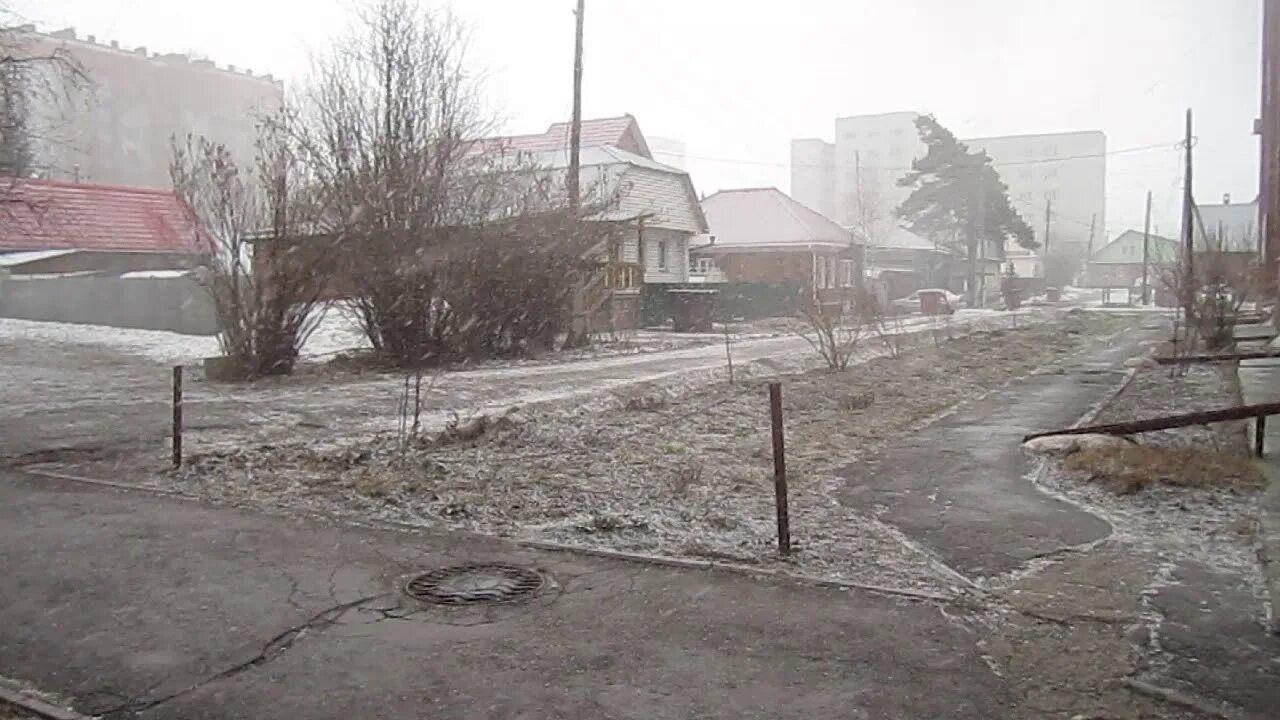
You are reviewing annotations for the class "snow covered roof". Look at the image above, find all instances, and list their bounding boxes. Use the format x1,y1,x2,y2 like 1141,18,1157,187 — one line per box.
466,115,652,159
0,249,79,267
698,187,855,252
865,225,944,252
0,178,205,254
1195,198,1259,253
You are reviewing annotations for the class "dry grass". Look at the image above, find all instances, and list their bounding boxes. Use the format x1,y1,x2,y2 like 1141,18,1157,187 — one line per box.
1063,444,1266,494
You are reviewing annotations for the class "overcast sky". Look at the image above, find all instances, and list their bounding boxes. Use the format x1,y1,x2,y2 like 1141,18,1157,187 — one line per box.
15,0,1264,244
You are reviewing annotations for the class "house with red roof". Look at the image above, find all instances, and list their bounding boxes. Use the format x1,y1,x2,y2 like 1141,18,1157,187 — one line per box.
0,178,206,274
0,178,216,333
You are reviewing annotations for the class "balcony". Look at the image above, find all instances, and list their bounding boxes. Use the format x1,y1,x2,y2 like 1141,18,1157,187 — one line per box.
687,257,726,284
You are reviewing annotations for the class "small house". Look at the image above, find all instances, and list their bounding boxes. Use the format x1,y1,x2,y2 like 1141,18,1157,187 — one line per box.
694,187,861,318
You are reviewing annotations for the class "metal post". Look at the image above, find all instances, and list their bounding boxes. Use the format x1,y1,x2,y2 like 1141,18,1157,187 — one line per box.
768,382,791,556
1257,415,1266,457
172,365,183,468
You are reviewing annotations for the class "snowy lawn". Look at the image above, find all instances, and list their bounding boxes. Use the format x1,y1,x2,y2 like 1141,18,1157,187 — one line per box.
1033,362,1265,580
141,311,1132,595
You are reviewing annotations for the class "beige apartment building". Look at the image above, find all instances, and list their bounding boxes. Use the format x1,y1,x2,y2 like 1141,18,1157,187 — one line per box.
791,112,1106,260
16,26,284,189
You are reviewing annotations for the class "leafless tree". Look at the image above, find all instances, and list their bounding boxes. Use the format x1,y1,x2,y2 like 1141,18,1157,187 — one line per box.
1154,234,1260,352
0,8,87,194
290,0,625,368
170,118,337,379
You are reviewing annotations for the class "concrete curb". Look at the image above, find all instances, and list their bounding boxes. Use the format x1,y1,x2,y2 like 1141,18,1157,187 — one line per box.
17,468,956,605
517,540,956,603
0,676,94,720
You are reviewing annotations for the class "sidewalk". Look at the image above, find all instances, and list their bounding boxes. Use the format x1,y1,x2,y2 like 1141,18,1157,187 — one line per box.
0,471,1009,720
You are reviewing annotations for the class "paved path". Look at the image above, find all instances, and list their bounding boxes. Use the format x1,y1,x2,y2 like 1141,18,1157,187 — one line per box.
0,471,1009,720
839,322,1161,578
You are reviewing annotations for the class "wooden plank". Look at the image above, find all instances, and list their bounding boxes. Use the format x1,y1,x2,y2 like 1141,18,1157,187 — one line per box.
1023,401,1280,443
1154,351,1280,365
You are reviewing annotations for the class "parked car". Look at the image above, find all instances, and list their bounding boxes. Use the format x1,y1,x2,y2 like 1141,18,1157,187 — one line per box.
890,289,959,316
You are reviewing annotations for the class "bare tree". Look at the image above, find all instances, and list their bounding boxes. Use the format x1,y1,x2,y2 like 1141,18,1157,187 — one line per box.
0,9,87,188
170,118,336,379
798,301,865,371
291,0,625,368
1154,234,1259,352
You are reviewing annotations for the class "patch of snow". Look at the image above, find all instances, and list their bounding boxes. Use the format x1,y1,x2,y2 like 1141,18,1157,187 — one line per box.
0,249,79,267
119,269,191,279
1023,433,1134,456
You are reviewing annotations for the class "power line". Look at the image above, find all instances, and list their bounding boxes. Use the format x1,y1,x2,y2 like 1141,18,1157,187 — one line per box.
652,140,1179,172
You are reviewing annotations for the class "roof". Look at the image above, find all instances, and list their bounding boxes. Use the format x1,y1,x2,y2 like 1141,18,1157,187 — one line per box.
0,248,79,267
503,145,708,234
863,224,940,252
1089,229,1180,264
0,178,204,254
467,115,652,160
698,187,855,251
1195,198,1259,253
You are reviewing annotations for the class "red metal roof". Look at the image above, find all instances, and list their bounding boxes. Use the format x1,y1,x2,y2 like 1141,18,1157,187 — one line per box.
467,115,652,159
0,177,204,254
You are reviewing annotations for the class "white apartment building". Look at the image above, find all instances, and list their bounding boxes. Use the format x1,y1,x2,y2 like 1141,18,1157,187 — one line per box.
791,112,1106,260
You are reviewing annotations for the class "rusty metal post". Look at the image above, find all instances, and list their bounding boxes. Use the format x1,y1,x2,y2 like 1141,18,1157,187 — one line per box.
1257,415,1266,457
768,382,791,556
172,365,183,468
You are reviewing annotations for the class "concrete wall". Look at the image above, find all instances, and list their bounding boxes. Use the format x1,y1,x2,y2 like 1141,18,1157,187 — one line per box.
0,273,218,334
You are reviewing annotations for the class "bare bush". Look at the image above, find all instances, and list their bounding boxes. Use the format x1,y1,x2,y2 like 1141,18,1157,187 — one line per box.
170,121,335,379
285,0,626,369
1155,244,1259,352
798,301,864,370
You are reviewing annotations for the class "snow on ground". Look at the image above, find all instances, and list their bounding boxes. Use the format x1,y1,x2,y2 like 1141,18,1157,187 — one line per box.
0,312,370,366
107,311,1132,594
1034,362,1264,580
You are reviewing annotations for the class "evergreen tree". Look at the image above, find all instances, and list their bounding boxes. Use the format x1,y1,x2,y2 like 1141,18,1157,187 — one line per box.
895,115,1037,254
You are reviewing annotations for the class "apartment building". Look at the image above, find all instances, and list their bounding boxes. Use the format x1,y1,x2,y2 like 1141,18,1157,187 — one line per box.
792,112,1106,261
16,26,284,189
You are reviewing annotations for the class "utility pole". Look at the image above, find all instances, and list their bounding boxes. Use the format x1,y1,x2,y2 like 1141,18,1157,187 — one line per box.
1141,191,1153,305
1180,108,1195,316
1043,198,1052,256
567,0,585,208
1086,213,1097,259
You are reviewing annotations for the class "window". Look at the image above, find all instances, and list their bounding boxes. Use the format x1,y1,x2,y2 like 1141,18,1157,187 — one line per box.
656,240,668,270
1018,191,1032,202
1044,189,1058,201
1042,167,1058,180
890,145,903,157
868,128,881,137
1018,168,1032,180
890,126,904,135
1044,145,1058,157
840,260,855,286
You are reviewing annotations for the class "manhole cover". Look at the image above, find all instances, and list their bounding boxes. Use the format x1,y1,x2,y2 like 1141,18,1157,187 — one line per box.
404,563,545,606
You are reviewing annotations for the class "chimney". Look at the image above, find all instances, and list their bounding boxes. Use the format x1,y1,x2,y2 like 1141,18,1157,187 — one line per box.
51,27,76,40
1223,193,1231,205
111,40,119,49
134,46,147,56
228,64,237,73
86,35,96,43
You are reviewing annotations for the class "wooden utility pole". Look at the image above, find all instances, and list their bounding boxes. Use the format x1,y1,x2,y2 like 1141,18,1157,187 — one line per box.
768,383,791,556
1043,198,1052,256
1180,109,1195,315
1086,213,1097,259
1141,191,1153,305
567,0,585,208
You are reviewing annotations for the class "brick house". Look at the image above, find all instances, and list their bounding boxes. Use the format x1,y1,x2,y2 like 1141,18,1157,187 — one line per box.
693,187,861,318
1083,229,1179,301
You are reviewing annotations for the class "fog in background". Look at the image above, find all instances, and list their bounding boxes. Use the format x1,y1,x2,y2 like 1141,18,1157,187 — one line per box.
14,0,1263,244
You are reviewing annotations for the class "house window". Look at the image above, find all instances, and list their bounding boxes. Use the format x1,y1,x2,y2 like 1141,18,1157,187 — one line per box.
1044,189,1058,201
1018,192,1033,202
657,240,668,270
840,259,855,286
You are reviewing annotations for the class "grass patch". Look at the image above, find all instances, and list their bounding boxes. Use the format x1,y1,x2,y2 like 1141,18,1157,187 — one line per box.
1063,445,1266,494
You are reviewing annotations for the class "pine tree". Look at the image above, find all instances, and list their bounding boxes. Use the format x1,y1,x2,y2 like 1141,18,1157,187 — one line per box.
895,115,1036,304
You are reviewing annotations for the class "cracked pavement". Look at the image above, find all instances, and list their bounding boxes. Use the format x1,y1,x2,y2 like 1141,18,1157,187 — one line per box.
0,471,1011,719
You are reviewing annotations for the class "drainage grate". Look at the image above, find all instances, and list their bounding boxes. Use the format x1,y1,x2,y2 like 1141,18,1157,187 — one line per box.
404,563,545,606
